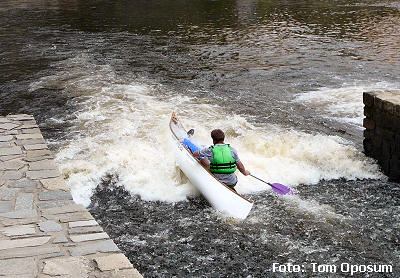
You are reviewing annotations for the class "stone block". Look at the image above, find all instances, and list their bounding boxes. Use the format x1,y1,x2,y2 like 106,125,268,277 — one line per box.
364,91,375,106
41,177,68,191
53,233,69,243
0,209,37,219
70,232,109,243
7,114,34,121
47,211,93,223
39,220,63,232
42,257,90,277
42,204,86,215
8,178,39,189
0,146,22,156
1,170,24,180
21,128,41,134
0,224,36,237
24,143,48,151
0,245,61,260
68,219,98,228
0,122,20,130
0,141,12,147
0,257,37,276
0,236,50,250
37,199,75,209
0,154,24,162
15,193,34,210
0,201,12,213
69,239,120,256
0,187,19,200
94,254,133,271
39,190,72,201
0,159,25,170
363,118,375,130
27,169,60,179
15,133,43,140
29,159,57,170
69,225,103,234
0,135,13,142
16,138,46,146
94,268,143,278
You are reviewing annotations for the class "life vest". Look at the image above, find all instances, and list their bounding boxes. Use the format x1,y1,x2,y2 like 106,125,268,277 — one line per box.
210,144,237,174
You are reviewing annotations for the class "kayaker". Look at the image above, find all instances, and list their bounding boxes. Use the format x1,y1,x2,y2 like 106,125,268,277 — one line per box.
194,129,250,190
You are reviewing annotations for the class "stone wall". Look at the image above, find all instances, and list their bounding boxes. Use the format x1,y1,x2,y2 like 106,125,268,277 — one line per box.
363,91,400,181
0,114,142,277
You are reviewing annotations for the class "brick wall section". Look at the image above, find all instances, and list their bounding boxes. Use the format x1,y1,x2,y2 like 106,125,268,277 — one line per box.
0,114,143,277
363,91,400,181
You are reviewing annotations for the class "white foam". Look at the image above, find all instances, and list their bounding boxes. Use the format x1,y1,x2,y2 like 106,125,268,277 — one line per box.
293,82,400,127
31,56,384,206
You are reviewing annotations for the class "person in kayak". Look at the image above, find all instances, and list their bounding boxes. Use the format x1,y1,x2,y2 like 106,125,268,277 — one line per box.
194,129,250,190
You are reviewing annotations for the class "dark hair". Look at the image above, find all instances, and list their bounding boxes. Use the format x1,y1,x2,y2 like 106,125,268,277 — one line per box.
211,129,225,144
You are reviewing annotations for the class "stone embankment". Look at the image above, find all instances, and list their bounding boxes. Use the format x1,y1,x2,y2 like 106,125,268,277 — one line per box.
363,90,400,181
0,114,142,277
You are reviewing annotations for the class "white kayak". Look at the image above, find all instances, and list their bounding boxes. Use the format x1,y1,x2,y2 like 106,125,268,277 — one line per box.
170,113,253,219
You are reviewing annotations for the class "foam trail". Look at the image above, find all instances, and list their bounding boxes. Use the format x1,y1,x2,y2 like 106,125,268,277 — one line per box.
293,82,400,127
31,56,383,206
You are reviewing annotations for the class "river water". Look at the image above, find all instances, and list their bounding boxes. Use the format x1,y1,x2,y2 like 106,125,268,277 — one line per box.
1,0,399,277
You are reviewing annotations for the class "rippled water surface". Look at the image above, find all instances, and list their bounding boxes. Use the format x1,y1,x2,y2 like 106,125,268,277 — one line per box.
1,0,399,277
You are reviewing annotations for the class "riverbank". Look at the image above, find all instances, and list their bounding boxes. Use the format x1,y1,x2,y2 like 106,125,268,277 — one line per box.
0,114,142,277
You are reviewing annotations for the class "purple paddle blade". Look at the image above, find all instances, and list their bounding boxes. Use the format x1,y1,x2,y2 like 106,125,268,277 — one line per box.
270,183,292,195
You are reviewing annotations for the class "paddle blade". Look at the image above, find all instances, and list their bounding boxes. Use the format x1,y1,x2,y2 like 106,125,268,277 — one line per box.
270,183,293,195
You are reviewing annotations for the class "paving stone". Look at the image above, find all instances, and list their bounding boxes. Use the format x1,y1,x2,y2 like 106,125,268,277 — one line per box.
0,154,24,162
47,211,93,223
0,257,37,276
29,159,57,170
16,138,46,146
93,268,143,278
68,220,98,228
24,143,48,150
0,146,22,156
53,233,69,243
7,114,34,121
42,256,90,277
39,190,72,201
41,177,69,191
0,141,13,147
2,218,39,227
42,204,86,215
94,254,133,271
0,224,36,237
69,239,120,256
21,128,41,134
0,209,37,219
0,245,61,259
3,129,19,135
0,187,19,200
16,133,43,140
25,154,53,162
1,170,24,180
0,122,20,130
0,159,25,170
8,178,39,189
0,118,11,123
27,169,60,179
70,232,109,243
37,199,75,209
19,123,38,129
15,193,34,210
0,201,12,213
0,236,50,250
0,135,13,142
69,225,103,235
26,149,52,159
39,220,63,232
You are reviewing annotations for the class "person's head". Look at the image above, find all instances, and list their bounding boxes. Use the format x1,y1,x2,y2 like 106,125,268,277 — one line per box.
211,129,225,144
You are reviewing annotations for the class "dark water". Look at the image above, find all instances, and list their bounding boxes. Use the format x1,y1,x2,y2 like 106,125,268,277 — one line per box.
1,0,399,277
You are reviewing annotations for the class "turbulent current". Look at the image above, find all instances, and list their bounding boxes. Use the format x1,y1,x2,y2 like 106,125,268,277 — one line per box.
0,0,399,277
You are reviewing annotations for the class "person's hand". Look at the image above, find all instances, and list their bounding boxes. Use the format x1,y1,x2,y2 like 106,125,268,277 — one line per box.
244,170,250,176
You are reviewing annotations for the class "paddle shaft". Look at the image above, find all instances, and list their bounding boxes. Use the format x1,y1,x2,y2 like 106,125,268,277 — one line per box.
250,174,272,186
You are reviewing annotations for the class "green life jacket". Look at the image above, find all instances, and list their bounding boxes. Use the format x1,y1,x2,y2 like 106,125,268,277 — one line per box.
210,144,237,174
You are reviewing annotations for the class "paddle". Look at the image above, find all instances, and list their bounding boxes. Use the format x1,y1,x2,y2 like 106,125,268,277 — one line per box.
250,174,293,195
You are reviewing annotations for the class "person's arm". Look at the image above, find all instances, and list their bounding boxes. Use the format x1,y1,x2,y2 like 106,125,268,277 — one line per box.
236,161,250,176
196,147,211,169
